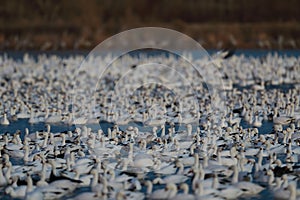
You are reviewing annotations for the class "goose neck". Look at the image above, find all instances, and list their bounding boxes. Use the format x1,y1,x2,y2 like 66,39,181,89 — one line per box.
26,175,33,193
232,165,239,184
146,181,152,195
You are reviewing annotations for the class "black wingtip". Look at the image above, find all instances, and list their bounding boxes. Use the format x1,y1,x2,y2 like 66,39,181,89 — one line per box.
223,48,236,59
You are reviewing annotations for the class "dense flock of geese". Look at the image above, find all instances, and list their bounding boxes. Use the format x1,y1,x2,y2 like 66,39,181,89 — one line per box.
0,52,300,199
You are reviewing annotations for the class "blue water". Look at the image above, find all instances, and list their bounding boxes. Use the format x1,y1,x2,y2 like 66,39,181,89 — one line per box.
1,49,300,61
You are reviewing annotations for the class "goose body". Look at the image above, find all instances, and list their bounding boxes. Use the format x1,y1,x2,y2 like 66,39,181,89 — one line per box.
5,185,27,198
273,182,299,200
173,183,195,200
1,114,10,125
146,181,178,199
273,116,294,125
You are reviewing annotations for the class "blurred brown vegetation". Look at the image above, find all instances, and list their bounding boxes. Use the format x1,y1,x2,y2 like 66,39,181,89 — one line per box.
0,0,300,50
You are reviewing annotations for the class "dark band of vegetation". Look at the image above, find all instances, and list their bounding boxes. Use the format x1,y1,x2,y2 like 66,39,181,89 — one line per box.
1,0,300,50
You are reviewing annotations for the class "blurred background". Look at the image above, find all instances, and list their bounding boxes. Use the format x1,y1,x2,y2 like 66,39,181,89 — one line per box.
1,0,300,50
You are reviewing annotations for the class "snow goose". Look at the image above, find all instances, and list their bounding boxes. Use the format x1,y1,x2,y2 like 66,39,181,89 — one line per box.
178,145,198,166
4,143,25,158
153,170,188,184
43,178,81,197
2,161,12,185
173,183,195,200
0,163,9,187
266,169,276,186
28,111,40,124
216,186,243,199
105,169,125,190
252,81,265,91
26,185,68,200
122,189,145,200
253,114,263,127
193,180,221,199
5,174,35,199
231,165,264,195
145,181,178,199
217,148,237,167
36,163,49,187
45,109,63,124
273,182,298,200
154,160,177,175
90,168,109,195
229,112,241,126
132,152,154,168
1,113,10,125
70,191,102,200
273,116,295,125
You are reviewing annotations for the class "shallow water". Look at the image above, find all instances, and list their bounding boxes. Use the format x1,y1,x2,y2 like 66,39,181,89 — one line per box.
1,49,300,60
0,118,286,200
0,50,299,200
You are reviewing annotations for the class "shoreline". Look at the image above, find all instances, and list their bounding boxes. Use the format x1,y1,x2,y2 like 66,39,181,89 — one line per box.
1,22,300,51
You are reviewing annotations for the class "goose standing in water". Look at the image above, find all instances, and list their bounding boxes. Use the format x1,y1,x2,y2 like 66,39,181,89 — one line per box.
253,113,263,127
1,113,10,125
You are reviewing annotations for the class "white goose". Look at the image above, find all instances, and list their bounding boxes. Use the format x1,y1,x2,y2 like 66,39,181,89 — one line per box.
232,165,264,195
36,163,49,187
194,180,223,200
131,149,154,168
70,191,102,200
273,116,294,125
0,163,9,187
173,183,195,200
145,181,178,199
30,178,81,200
273,182,299,200
90,168,107,194
1,113,10,125
253,114,263,127
5,174,35,199
45,109,62,124
154,160,177,175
